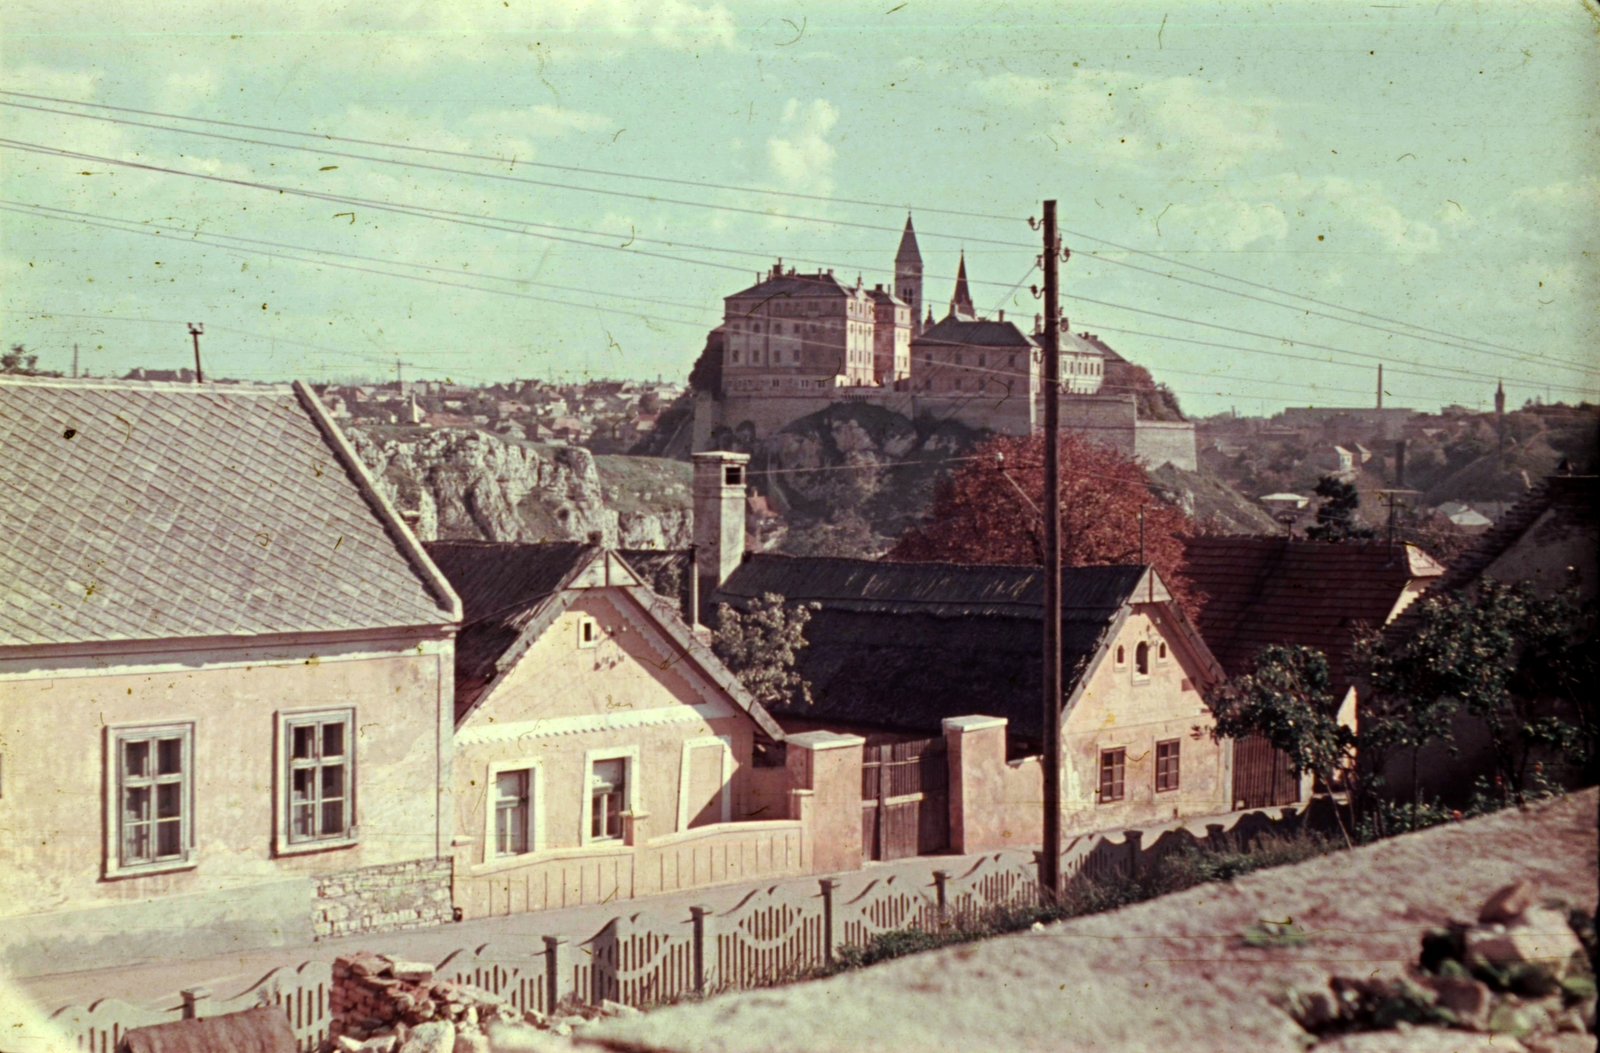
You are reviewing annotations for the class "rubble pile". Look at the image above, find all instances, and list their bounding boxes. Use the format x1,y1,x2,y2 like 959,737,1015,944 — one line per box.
332,952,642,1053
1284,880,1596,1047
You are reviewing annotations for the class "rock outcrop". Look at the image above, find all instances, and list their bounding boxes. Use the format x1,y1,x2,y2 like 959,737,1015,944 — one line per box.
347,427,691,549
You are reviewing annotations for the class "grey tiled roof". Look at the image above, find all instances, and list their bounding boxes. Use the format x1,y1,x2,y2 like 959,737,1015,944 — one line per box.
0,377,458,647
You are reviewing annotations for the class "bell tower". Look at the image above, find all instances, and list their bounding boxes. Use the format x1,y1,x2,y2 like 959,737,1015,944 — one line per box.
894,214,923,337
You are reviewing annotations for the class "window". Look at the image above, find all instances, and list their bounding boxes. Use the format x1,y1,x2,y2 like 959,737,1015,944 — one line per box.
1156,740,1181,792
590,758,627,841
578,615,599,648
278,709,356,851
1135,641,1150,677
1158,642,1169,662
1098,748,1126,803
1114,645,1126,667
108,723,194,874
494,769,532,856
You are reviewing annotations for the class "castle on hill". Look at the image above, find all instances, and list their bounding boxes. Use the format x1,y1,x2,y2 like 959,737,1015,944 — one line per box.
693,215,1198,471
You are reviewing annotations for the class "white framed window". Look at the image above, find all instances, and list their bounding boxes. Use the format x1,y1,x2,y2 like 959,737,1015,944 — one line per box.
485,758,544,861
1134,641,1151,679
582,746,640,846
276,708,357,855
577,615,599,648
677,735,734,831
105,722,196,878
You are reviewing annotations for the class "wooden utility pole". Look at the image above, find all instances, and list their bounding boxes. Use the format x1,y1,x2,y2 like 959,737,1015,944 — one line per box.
1039,200,1063,904
72,343,79,378
187,323,204,383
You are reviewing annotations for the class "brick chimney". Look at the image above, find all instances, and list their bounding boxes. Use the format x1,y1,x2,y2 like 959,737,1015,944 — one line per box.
693,451,750,621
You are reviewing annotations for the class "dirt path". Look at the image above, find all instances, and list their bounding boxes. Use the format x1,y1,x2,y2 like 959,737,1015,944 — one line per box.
586,790,1598,1053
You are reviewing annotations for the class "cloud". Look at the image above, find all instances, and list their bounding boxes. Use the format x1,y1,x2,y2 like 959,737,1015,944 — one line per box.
767,98,838,197
973,68,1281,176
1152,174,1439,255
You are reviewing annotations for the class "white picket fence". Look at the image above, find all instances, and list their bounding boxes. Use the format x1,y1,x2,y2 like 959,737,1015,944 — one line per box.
50,804,1308,1049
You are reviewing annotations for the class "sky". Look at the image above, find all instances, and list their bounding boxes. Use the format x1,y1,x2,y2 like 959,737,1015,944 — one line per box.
1,0,1596,417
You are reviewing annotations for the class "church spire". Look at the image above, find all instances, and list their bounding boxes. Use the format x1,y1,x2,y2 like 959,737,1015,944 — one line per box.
895,213,921,265
948,252,975,320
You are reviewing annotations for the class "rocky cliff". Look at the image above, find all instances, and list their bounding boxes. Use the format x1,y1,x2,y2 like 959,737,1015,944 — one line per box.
347,426,692,548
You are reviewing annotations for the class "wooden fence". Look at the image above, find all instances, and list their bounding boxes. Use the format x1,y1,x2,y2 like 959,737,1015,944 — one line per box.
49,804,1309,1048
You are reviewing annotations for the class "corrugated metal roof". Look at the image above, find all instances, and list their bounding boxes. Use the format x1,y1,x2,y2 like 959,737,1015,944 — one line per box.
0,376,455,647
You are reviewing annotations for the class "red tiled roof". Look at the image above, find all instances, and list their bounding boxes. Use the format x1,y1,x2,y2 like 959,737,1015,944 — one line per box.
1180,536,1443,694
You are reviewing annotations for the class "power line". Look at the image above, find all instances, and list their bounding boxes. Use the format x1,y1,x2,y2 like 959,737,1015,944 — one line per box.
1,89,1568,368
6,138,1593,397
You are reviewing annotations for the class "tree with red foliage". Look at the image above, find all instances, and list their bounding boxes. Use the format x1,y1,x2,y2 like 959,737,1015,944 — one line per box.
890,432,1200,612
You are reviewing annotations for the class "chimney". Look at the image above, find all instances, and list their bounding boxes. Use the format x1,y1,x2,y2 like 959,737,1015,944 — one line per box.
997,309,1005,323
693,450,751,622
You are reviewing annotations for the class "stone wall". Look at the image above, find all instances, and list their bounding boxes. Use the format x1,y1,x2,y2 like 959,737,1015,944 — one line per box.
314,858,454,941
1132,419,1199,471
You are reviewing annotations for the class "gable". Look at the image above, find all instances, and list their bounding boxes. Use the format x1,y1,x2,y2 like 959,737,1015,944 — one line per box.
1066,606,1215,735
456,587,746,745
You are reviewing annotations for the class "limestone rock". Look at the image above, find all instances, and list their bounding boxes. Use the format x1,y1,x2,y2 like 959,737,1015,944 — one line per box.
386,960,435,983
398,1020,454,1053
1479,880,1539,925
600,999,642,1018
338,1036,365,1052
1419,974,1492,1031
452,1026,490,1053
1467,907,1584,978
360,1036,399,1053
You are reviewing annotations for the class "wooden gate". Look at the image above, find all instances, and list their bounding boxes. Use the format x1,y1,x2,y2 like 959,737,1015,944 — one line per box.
1232,735,1301,809
861,738,949,861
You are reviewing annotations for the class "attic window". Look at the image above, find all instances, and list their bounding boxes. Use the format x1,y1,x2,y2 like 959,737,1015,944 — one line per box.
1135,642,1150,677
724,465,744,486
1114,645,1126,668
578,616,599,649
1158,642,1168,662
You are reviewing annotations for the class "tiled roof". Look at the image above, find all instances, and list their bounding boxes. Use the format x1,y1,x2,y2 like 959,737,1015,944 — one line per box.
426,542,786,740
913,317,1039,350
1384,474,1598,642
717,555,1173,738
0,377,458,648
725,271,859,304
1179,536,1443,694
423,541,594,697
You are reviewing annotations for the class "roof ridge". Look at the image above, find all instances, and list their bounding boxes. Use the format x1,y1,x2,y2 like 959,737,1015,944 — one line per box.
293,379,463,623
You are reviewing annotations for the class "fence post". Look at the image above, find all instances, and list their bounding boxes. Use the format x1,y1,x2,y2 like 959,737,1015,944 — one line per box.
180,988,212,1020
931,870,948,928
1032,850,1047,906
690,906,712,996
1124,830,1143,879
543,937,572,1012
819,879,837,963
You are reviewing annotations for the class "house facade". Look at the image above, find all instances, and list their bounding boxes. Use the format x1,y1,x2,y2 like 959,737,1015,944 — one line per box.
715,554,1232,844
0,377,462,978
422,541,803,920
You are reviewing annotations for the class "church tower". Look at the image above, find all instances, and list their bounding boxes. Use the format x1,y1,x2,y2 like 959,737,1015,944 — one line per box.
895,214,924,337
948,252,976,320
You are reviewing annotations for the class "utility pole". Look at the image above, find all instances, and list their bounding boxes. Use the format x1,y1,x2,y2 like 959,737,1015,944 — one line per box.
1038,200,1064,905
187,323,204,383
72,343,79,378
1376,364,1383,410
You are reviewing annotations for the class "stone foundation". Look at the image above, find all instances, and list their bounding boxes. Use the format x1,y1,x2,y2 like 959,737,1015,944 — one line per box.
313,859,453,941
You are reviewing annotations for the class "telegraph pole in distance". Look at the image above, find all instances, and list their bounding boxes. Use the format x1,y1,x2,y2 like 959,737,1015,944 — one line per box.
187,323,205,383
1039,200,1063,904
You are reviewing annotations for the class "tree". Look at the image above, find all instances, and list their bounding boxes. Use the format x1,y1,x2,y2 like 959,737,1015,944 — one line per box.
1305,475,1375,541
2,343,40,375
1360,580,1596,803
712,592,815,710
888,431,1200,613
1208,645,1356,845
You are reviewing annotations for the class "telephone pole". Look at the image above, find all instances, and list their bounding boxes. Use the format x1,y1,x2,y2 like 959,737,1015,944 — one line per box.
72,343,79,378
1039,200,1064,904
187,323,204,383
